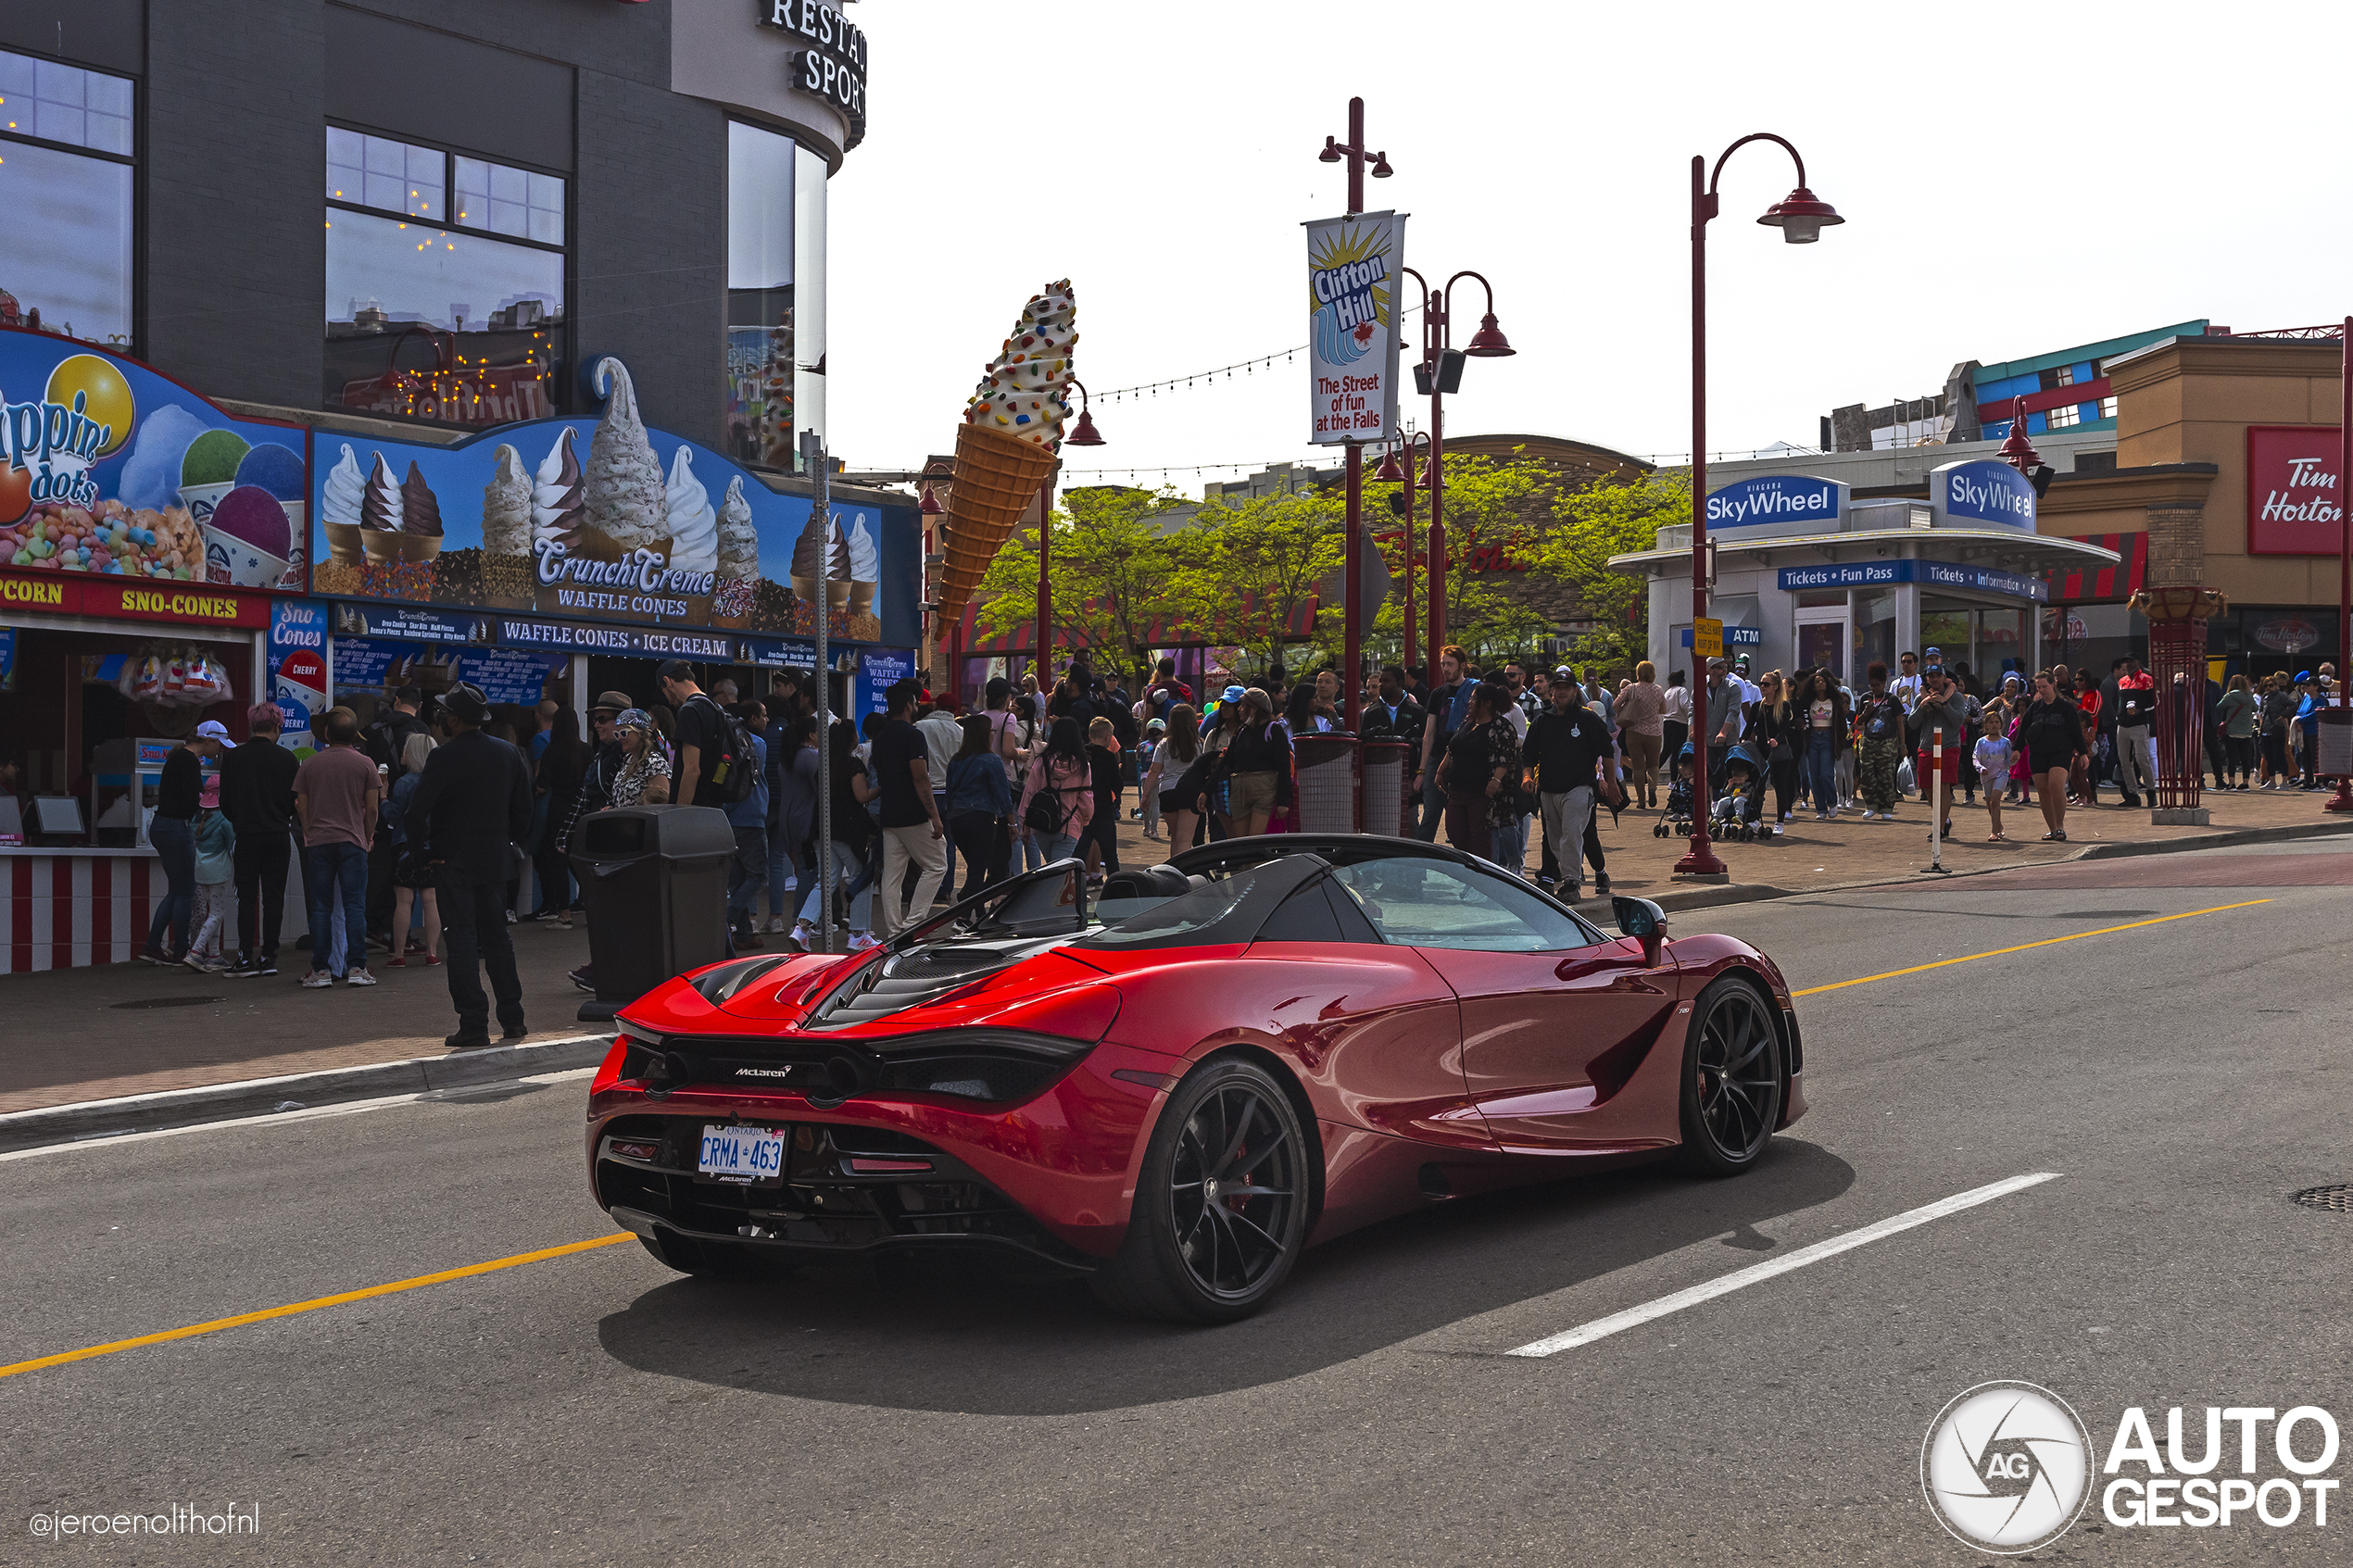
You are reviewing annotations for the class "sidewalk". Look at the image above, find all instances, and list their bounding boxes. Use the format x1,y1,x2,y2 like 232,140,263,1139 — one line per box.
9,786,2345,1120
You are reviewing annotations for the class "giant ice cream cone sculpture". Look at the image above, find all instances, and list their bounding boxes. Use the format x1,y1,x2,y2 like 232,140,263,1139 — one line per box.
937,281,1076,625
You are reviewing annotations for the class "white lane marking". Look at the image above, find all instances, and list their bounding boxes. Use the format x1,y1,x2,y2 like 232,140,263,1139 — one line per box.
1505,1171,2062,1358
0,1069,596,1165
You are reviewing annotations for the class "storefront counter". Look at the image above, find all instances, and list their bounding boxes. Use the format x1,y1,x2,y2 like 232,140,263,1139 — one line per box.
3,846,167,975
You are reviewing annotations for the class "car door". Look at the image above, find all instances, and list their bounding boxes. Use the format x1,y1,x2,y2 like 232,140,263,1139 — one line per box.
1327,857,1678,1155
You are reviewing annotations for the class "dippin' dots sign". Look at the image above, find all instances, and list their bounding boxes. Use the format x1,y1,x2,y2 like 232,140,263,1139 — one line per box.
2102,1405,2339,1530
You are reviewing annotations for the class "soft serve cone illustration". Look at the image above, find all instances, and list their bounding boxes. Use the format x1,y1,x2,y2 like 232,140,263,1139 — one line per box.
664,444,721,625
479,443,534,608
712,475,761,627
938,281,1076,626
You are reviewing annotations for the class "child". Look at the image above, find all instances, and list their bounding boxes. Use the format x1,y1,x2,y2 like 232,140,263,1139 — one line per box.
1137,719,1164,839
186,774,236,973
1975,711,2014,843
1083,715,1121,880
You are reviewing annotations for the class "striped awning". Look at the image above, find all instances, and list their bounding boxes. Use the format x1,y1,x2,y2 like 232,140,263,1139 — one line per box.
2048,532,2146,600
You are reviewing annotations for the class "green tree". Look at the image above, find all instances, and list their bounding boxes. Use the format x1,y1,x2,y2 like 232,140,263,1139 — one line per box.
1163,490,1345,679
1524,470,1686,677
975,483,1186,684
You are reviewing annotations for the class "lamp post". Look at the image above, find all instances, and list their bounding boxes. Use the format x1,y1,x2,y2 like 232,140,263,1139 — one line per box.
1317,97,1392,732
1027,380,1104,688
1397,270,1514,666
2331,319,2353,811
1378,429,1431,678
1678,133,1842,880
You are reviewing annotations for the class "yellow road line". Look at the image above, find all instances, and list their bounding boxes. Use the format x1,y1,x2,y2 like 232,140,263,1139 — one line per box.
0,1233,634,1382
1793,899,2272,998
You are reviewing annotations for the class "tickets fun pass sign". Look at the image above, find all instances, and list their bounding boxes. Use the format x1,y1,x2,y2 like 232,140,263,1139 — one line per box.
2246,425,2344,556
309,355,918,646
1304,210,1405,445
0,328,308,595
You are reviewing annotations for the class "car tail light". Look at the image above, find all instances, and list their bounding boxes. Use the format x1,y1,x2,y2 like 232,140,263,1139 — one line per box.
847,1157,935,1174
589,1038,630,1096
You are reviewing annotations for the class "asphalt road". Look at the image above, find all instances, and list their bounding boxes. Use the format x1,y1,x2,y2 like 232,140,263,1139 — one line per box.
8,835,2353,1564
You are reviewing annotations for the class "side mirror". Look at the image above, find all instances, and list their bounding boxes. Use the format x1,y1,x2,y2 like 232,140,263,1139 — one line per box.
1613,896,1668,968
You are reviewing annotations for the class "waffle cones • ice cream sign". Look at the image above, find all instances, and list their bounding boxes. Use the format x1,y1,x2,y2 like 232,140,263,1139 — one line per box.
1304,212,1404,445
308,356,911,642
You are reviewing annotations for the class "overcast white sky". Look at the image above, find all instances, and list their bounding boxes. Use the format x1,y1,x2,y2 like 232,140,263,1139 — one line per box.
826,1,2353,488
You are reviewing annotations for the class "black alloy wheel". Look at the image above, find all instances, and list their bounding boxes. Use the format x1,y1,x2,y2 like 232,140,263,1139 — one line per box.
1090,1058,1309,1323
1677,976,1785,1176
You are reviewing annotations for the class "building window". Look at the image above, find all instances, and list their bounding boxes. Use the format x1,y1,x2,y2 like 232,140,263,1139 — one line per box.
0,49,135,346
2045,402,2082,429
2100,395,2118,420
726,120,796,468
323,127,567,429
2039,365,2077,391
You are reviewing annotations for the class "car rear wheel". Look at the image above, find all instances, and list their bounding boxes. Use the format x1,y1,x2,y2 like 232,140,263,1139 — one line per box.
1677,976,1784,1176
636,1232,799,1281
1090,1059,1309,1323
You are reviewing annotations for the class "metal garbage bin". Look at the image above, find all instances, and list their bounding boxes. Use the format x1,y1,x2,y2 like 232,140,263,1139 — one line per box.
571,805,736,1020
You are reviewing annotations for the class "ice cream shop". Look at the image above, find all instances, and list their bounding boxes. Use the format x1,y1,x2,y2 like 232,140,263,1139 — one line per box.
1615,465,2121,684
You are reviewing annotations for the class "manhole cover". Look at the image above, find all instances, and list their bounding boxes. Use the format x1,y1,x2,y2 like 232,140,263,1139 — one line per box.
109,996,224,1010
2292,1185,2353,1212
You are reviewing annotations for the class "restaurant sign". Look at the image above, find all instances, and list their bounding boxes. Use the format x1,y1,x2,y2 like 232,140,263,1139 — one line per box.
2246,425,2343,556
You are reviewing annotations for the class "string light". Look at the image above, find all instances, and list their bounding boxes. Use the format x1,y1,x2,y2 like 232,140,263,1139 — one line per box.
1096,305,1418,404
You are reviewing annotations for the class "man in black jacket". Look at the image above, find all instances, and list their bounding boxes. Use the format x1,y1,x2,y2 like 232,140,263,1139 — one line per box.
361,686,429,950
557,690,631,856
408,682,535,1047
219,702,301,977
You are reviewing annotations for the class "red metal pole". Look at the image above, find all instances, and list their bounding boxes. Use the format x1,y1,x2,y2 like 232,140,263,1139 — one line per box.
1036,471,1054,684
1403,439,1418,679
1427,291,1448,659
1676,152,1727,877
2330,318,2353,810
1341,95,1365,733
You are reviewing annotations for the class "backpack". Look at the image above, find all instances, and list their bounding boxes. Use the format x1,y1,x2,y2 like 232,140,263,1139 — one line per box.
690,694,758,805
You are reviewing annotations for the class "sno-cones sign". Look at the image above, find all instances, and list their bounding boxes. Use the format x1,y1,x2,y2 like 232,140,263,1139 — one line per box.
936,282,1076,627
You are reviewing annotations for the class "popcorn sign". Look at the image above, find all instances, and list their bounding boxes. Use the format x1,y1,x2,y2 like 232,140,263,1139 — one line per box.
1304,211,1405,446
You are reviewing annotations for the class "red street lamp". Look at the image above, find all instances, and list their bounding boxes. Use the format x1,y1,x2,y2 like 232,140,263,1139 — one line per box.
1378,429,1431,677
1680,132,1842,882
1995,395,2044,473
1397,267,1512,670
1317,96,1393,732
2332,319,2353,811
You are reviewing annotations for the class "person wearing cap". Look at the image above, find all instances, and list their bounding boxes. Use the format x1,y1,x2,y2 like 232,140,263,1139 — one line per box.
184,771,237,972
1202,684,1247,737
407,682,534,1047
1138,717,1167,839
558,690,634,857
137,720,232,965
293,708,383,987
220,702,300,977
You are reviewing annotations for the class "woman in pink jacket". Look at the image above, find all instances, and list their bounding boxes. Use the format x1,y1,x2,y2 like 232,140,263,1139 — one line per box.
1017,717,1096,863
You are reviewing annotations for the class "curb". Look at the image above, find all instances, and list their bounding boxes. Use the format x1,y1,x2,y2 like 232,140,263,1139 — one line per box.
1649,814,2353,914
0,1033,612,1155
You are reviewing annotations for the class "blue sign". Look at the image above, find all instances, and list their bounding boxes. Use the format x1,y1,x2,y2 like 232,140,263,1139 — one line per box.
1931,458,2036,532
1777,559,2046,602
1679,625,1764,647
0,625,13,692
856,648,915,728
268,598,329,751
330,639,567,708
1705,473,1846,534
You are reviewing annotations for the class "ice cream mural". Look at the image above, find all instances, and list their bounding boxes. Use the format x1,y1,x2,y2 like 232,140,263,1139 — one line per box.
304,353,918,643
0,332,308,593
937,282,1077,628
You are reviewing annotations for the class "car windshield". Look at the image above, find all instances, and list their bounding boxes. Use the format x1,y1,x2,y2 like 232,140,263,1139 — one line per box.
1327,856,1600,952
948,863,1088,939
1074,863,1269,949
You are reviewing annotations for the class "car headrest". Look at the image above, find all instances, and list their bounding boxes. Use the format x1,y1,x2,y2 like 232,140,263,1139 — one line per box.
1101,864,1193,902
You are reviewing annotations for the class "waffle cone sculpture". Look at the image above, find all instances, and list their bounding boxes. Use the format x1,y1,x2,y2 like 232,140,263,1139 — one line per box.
937,422,1058,622
936,281,1077,626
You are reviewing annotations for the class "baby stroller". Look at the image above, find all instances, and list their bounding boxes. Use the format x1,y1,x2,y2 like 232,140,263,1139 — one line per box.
1710,742,1769,842
1655,741,1698,836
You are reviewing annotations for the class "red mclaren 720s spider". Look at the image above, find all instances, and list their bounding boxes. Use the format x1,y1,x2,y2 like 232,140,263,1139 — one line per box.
586,834,1806,1323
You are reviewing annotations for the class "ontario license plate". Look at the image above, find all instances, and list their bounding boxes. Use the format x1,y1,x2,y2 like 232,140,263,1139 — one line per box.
698,1123,785,1183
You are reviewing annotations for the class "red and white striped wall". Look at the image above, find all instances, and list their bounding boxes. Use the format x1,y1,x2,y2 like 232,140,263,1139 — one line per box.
3,854,167,975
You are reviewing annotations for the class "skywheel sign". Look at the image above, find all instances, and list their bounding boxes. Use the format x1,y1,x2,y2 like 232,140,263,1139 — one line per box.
1304,210,1405,445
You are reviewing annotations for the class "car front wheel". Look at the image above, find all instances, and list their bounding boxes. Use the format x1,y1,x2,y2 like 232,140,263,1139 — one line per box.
1677,976,1785,1176
1090,1058,1309,1323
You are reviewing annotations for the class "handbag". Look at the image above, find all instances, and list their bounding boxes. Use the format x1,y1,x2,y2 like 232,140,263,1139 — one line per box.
1895,756,1915,792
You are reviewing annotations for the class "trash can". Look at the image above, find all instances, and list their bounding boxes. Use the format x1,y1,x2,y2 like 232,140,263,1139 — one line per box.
571,805,736,1020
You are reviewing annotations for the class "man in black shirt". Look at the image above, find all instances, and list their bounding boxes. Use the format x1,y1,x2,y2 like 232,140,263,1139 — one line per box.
1361,665,1426,746
658,659,734,810
1525,672,1617,899
361,685,427,949
408,682,534,1048
869,676,947,938
219,702,301,976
